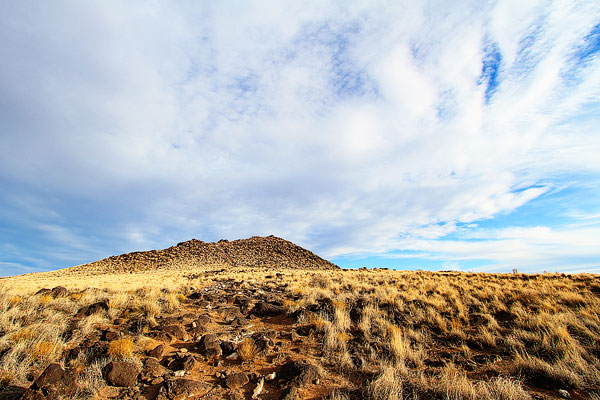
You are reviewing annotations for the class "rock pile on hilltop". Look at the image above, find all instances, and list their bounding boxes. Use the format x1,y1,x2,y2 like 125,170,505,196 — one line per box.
70,236,338,273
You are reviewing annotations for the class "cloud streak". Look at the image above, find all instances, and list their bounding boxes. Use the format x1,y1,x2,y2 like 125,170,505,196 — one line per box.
1,1,599,275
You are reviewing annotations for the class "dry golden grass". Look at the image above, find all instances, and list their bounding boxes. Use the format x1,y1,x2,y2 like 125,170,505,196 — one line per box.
107,338,135,359
1,266,599,399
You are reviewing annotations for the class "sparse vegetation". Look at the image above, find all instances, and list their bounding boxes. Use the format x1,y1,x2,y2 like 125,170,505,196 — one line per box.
107,338,135,359
1,261,599,399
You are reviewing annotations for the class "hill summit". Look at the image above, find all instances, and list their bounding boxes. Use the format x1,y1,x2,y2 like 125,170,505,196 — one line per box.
69,235,339,273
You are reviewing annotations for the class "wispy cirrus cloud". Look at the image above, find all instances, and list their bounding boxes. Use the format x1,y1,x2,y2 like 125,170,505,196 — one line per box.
0,1,599,275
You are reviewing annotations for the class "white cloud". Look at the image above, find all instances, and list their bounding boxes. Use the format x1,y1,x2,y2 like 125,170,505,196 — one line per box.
393,224,600,273
0,1,599,272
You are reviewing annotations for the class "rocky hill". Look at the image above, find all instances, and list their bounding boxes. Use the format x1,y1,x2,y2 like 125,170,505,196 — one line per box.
68,236,339,273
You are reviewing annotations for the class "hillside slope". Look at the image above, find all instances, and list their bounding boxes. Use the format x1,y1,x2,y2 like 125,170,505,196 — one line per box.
68,235,339,273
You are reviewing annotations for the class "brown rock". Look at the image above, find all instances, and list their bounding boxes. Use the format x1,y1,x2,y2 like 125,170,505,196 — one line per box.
50,286,68,298
200,334,222,358
225,372,249,389
279,360,320,387
141,357,168,382
251,302,285,317
280,386,300,400
75,301,109,318
230,316,250,327
161,379,212,400
220,341,236,356
155,325,188,341
291,331,301,342
103,330,120,341
22,363,78,400
34,288,51,296
169,355,200,372
148,344,166,359
103,360,140,387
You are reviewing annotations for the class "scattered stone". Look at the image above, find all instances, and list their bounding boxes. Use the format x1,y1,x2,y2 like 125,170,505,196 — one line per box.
252,378,264,399
280,386,300,400
251,332,273,353
103,330,120,341
21,363,78,399
155,325,188,341
173,370,186,377
75,301,109,318
225,372,249,389
159,378,212,400
558,389,571,399
225,352,239,361
170,355,200,372
50,286,68,298
141,357,168,382
230,316,250,327
265,371,276,381
279,360,320,387
103,360,140,387
251,301,285,317
220,341,236,356
291,331,301,343
148,344,166,359
200,334,222,358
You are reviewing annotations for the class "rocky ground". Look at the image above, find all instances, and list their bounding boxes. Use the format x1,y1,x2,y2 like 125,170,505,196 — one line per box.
1,280,342,400
2,238,599,400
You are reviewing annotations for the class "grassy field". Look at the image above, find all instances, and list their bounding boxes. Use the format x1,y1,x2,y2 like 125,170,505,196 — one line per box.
1,268,599,399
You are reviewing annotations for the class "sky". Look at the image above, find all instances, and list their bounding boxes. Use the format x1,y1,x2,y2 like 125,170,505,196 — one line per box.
1,1,599,276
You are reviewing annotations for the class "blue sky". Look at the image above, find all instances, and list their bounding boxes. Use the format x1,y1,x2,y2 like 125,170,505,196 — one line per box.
1,1,599,276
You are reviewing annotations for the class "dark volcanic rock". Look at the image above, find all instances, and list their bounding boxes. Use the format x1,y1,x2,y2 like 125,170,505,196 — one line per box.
155,325,188,341
230,316,250,327
103,360,140,387
50,286,68,298
251,332,273,353
158,379,212,400
251,302,285,317
280,386,300,400
67,236,339,274
21,363,78,399
279,360,320,387
169,354,200,372
75,301,109,318
225,372,249,389
141,357,168,382
220,341,236,356
148,344,166,359
200,334,222,358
